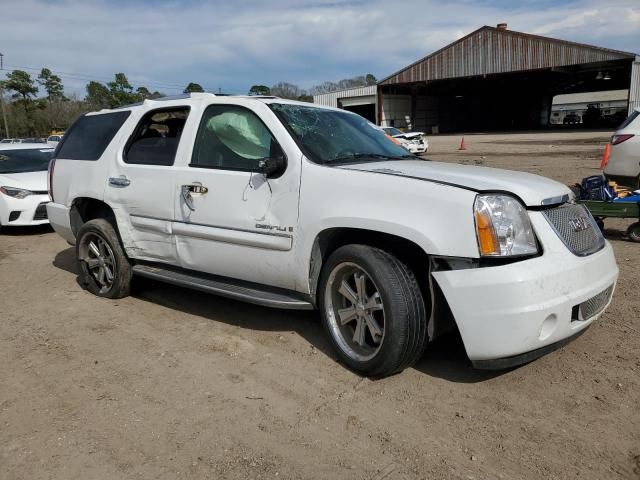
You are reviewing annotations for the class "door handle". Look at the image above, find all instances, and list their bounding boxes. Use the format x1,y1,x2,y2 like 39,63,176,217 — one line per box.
109,176,131,187
181,183,207,212
183,184,208,194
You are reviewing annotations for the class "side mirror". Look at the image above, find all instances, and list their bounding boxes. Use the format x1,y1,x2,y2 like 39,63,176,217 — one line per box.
256,155,285,177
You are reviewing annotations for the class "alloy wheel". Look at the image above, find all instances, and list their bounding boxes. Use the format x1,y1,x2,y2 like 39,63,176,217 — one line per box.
79,233,117,294
324,262,386,362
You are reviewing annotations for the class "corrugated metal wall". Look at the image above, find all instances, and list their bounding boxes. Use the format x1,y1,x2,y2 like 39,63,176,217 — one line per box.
381,27,634,85
313,85,377,107
629,57,640,114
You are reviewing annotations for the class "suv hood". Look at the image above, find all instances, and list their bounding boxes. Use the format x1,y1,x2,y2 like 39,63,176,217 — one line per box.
340,160,570,207
0,171,48,192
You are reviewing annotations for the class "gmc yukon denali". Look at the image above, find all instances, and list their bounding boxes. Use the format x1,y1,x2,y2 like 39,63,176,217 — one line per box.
47,93,619,377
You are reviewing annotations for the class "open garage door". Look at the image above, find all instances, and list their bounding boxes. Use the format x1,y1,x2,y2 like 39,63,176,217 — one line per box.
339,96,376,123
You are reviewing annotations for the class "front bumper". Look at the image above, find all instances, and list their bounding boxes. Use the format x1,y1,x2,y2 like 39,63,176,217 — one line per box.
407,142,428,154
432,211,618,364
0,193,50,226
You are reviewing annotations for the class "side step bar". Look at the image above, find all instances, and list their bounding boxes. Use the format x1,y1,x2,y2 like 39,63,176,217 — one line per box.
132,264,315,310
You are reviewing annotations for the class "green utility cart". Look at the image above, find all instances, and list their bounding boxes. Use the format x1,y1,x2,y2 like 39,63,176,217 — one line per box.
578,200,640,243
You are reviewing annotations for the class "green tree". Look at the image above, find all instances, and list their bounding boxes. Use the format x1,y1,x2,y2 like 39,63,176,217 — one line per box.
4,70,38,102
183,82,204,93
38,68,65,101
365,73,377,85
3,70,38,133
108,73,137,107
85,81,112,109
248,85,271,96
135,86,164,101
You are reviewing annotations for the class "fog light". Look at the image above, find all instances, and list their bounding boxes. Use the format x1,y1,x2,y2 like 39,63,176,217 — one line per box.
539,314,557,341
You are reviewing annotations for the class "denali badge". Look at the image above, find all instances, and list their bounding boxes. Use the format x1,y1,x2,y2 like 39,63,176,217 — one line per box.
568,216,590,232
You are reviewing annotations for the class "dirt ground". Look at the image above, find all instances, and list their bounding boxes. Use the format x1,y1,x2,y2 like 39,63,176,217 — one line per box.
1,130,639,480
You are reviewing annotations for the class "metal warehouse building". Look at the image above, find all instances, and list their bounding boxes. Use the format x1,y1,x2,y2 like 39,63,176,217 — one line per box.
315,24,640,133
313,85,377,122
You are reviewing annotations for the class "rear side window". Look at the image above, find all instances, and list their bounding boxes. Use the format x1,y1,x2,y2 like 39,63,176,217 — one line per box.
618,110,639,130
56,111,131,160
124,107,189,166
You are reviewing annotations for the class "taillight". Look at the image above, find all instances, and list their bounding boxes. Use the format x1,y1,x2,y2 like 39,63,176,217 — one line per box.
611,134,634,145
48,158,56,202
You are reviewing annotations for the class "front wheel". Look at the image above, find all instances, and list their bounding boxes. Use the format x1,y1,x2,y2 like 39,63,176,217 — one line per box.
319,244,428,377
76,218,132,299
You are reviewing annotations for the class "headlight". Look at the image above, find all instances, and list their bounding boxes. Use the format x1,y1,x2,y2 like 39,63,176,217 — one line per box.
0,186,33,199
474,194,538,257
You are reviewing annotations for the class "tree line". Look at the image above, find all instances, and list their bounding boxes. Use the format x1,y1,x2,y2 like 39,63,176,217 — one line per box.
249,73,377,100
0,68,377,138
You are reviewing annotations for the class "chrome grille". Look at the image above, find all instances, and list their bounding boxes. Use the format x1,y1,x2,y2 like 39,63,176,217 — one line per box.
542,203,604,256
576,285,614,321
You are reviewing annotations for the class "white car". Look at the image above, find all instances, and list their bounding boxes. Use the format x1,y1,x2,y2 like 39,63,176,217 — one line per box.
604,108,640,188
47,93,618,377
382,127,428,154
46,135,63,147
0,144,54,229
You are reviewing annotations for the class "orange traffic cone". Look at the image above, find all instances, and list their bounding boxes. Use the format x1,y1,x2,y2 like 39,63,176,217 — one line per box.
599,143,611,169
458,136,467,151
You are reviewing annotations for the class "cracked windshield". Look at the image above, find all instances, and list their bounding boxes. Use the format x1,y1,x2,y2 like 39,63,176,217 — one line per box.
270,103,413,165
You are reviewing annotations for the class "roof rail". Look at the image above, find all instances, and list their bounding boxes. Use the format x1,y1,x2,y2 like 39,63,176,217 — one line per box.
142,92,217,105
112,92,217,110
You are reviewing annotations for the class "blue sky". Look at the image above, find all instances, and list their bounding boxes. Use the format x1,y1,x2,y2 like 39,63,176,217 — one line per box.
1,0,639,97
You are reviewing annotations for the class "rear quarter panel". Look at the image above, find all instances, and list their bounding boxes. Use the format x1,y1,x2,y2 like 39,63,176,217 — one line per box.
605,114,640,179
51,113,140,207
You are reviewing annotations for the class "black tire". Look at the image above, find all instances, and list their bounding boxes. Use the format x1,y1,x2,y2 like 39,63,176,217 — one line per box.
76,218,132,299
627,222,640,243
318,244,428,378
596,218,605,232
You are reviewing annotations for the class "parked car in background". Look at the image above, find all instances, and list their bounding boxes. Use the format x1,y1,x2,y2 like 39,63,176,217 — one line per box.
563,113,581,125
0,144,54,230
47,94,617,377
46,135,64,146
604,108,640,189
382,127,428,154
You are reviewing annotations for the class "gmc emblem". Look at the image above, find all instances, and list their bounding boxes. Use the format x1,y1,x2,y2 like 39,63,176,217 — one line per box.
569,216,590,232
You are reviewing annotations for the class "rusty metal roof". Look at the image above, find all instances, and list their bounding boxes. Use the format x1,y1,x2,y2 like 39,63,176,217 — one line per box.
380,26,637,86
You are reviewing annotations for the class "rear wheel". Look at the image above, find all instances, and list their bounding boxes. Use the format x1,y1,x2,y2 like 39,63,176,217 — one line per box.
76,218,132,299
319,244,428,378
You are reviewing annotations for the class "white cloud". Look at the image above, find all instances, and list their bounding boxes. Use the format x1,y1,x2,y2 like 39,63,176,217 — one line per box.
1,0,638,97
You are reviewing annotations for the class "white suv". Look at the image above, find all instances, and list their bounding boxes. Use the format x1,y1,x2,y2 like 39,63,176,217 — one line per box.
47,93,618,377
604,108,640,188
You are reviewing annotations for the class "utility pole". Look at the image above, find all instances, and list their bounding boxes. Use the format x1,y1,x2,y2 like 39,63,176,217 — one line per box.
0,53,9,138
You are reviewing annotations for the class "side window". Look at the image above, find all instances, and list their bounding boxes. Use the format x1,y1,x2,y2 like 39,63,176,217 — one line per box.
124,107,190,166
56,111,131,160
191,105,283,171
